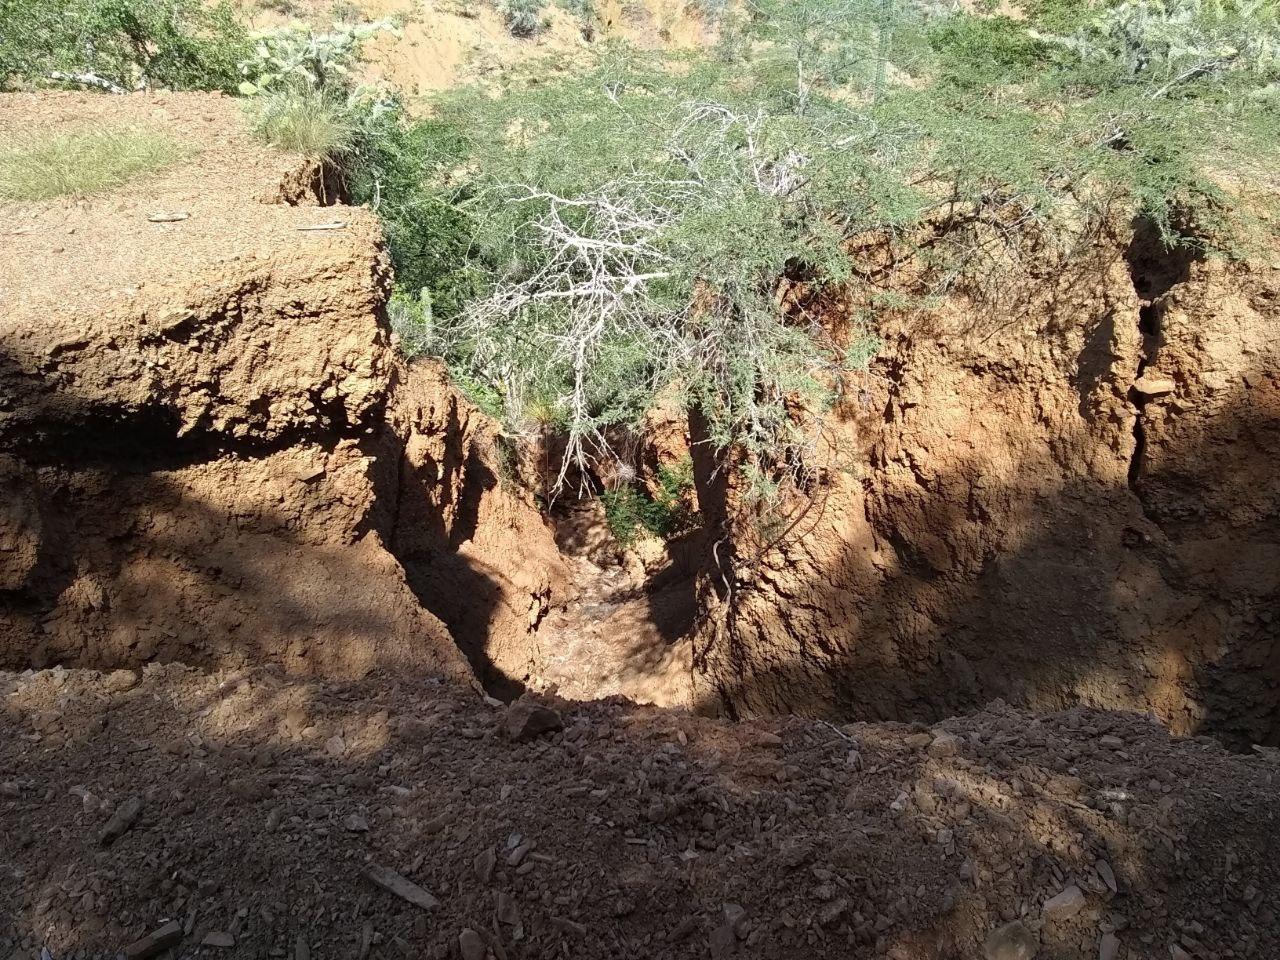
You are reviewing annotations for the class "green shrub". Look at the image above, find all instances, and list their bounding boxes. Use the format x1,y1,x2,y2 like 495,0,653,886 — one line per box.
365,0,1278,501
240,18,402,187
1046,0,1280,88
929,15,1056,88
601,457,697,545
0,127,182,199
501,0,546,36
344,111,482,325
235,19,397,96
0,0,249,92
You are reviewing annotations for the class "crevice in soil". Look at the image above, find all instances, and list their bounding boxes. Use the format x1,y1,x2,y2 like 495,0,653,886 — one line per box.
1123,216,1200,495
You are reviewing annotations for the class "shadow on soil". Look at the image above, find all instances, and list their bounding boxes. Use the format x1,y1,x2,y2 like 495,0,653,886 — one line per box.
682,247,1279,749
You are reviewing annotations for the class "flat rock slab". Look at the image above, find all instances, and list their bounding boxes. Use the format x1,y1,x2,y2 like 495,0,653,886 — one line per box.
364,863,440,910
122,920,183,959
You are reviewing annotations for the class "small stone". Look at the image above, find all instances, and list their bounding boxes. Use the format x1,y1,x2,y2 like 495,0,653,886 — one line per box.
983,920,1037,960
1132,375,1176,396
1099,932,1119,960
103,669,138,693
324,735,347,758
1170,946,1192,960
709,923,736,959
1098,735,1124,749
818,898,850,926
1095,859,1118,893
363,864,440,911
458,928,486,960
0,782,19,799
928,732,962,758
507,841,533,867
496,891,520,926
722,903,746,936
505,699,563,742
550,916,586,936
122,920,183,959
756,731,783,748
845,750,861,769
294,935,311,960
345,813,370,833
202,932,235,948
1043,885,1086,921
473,847,496,883
99,795,143,846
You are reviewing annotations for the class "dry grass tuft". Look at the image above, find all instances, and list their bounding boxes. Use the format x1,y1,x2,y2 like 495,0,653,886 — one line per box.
250,90,356,160
0,127,182,201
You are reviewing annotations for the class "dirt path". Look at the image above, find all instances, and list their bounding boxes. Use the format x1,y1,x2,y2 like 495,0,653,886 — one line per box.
536,552,695,709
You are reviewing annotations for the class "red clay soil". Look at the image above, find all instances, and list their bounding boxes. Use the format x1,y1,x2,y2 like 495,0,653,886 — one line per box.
2,663,1279,960
692,220,1280,747
2,92,1280,960
0,92,568,691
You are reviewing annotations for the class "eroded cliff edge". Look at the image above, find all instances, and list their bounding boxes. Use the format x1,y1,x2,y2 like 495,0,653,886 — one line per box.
693,220,1280,746
0,92,568,689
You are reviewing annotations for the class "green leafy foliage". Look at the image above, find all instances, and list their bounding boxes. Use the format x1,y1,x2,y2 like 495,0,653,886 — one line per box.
0,0,249,92
240,19,401,168
1045,0,1280,85
602,458,697,545
236,18,397,95
0,127,181,199
929,15,1057,88
345,113,482,323
348,0,1278,501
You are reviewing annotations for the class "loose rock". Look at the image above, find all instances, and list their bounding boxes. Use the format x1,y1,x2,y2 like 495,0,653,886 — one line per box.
363,864,440,911
1043,885,1086,921
99,795,143,846
983,920,1038,960
122,920,183,959
506,699,563,742
458,928,486,960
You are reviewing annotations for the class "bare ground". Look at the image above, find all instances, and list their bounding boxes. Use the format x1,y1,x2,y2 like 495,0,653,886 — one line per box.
2,664,1279,960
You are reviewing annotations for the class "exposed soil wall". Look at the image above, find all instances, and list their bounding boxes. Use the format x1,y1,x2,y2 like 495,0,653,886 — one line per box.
693,223,1280,746
0,92,568,691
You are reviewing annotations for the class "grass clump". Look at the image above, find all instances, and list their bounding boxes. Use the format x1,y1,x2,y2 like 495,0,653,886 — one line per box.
240,19,400,172
250,88,356,158
0,128,182,200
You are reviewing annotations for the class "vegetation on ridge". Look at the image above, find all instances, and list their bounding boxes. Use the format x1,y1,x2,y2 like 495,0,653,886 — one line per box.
1,0,1277,518
0,0,248,93
369,0,1280,499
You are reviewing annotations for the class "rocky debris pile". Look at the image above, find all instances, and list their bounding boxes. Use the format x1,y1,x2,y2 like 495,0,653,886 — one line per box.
1,664,1277,960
